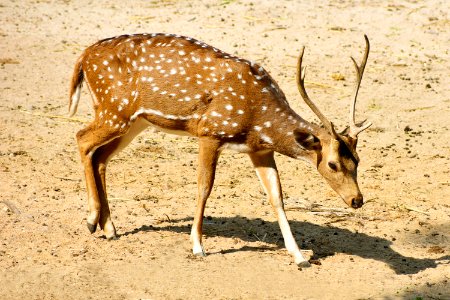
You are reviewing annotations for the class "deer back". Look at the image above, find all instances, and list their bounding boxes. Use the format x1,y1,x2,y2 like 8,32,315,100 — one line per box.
78,33,312,154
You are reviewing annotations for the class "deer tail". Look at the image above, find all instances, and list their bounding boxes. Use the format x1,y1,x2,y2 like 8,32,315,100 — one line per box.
68,55,85,117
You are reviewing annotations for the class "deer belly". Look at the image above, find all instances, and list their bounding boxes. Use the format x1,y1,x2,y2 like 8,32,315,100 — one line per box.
139,116,194,137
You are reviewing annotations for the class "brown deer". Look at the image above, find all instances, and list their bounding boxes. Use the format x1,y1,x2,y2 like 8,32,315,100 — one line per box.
68,33,371,267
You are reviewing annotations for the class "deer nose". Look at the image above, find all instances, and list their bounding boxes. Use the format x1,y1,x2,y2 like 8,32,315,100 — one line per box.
351,195,364,209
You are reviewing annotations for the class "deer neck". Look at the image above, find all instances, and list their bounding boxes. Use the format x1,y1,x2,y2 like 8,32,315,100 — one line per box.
248,102,321,161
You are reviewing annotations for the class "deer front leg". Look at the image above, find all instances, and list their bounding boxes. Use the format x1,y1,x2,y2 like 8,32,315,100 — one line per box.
249,151,311,267
190,138,221,256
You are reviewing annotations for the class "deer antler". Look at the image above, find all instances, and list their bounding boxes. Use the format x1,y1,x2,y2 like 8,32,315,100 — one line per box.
296,47,337,138
348,34,372,138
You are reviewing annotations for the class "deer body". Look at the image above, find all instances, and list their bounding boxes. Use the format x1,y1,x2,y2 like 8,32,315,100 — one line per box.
69,33,371,267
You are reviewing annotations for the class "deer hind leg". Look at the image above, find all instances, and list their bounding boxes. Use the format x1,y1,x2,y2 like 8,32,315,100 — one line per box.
76,118,149,238
190,138,221,256
76,122,121,235
248,151,311,267
91,143,116,239
92,118,149,238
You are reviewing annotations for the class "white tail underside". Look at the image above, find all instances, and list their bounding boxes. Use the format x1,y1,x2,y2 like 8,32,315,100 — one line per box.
68,83,82,117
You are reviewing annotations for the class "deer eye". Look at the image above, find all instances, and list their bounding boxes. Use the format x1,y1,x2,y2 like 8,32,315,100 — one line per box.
328,161,338,172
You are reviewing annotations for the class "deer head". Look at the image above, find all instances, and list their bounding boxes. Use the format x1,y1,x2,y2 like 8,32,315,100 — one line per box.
295,35,372,209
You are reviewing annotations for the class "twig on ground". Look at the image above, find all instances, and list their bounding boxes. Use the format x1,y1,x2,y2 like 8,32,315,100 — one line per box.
407,5,426,16
109,197,136,202
163,213,171,223
308,211,353,217
0,200,21,214
128,16,156,21
54,176,80,181
285,205,310,212
404,205,429,215
286,205,352,215
264,26,287,32
324,217,349,224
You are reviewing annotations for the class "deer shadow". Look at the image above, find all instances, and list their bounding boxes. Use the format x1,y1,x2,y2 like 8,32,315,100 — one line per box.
121,216,449,275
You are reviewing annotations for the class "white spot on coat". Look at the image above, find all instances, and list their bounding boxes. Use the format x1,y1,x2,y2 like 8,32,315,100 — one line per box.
260,134,273,144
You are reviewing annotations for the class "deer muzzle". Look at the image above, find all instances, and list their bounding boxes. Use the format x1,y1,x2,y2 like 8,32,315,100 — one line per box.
347,194,364,209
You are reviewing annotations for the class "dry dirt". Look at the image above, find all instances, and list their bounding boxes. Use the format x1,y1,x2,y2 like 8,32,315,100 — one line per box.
1,0,449,299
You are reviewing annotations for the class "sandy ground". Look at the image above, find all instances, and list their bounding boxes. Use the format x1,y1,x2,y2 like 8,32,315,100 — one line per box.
0,0,449,299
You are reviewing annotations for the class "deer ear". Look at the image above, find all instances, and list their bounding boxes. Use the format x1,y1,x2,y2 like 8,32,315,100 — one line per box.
294,130,320,150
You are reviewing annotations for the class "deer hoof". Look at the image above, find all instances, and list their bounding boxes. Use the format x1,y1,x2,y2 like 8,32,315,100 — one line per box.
193,246,206,257
193,251,206,257
106,234,118,240
103,221,117,240
296,260,312,268
105,229,118,240
87,222,97,234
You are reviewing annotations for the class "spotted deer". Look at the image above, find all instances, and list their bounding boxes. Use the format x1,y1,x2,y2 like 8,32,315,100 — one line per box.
69,33,371,267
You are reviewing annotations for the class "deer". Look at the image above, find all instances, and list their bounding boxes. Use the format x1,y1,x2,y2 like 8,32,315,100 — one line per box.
68,33,372,267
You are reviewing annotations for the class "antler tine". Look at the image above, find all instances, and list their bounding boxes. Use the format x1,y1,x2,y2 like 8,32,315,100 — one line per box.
297,47,336,137
349,34,372,138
